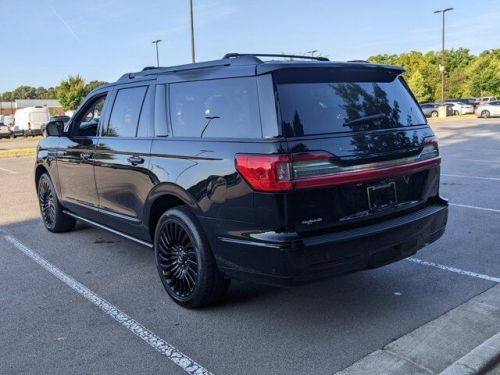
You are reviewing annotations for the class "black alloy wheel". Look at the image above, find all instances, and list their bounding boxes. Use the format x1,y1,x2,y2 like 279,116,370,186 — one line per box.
157,220,199,298
154,207,230,308
38,177,56,229
37,173,76,233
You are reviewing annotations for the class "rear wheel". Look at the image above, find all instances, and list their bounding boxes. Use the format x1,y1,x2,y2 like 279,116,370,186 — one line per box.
431,111,438,118
37,173,76,232
154,206,230,308
481,110,491,118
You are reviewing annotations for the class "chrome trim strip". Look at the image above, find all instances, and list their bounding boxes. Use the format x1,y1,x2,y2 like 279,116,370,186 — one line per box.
218,236,283,249
63,210,153,248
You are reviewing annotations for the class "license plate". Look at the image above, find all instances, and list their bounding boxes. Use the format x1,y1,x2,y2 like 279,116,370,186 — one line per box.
367,182,397,210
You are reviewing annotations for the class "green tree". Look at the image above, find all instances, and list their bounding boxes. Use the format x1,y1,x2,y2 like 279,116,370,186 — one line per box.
85,80,107,94
407,70,432,102
465,49,500,97
56,75,88,110
12,85,36,99
367,54,398,65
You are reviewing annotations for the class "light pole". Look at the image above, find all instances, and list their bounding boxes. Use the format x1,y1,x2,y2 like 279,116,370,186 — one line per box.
152,39,162,67
189,0,196,63
434,8,453,104
307,50,318,57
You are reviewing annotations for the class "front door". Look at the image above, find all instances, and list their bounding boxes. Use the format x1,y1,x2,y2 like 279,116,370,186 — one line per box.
57,93,110,221
93,84,155,239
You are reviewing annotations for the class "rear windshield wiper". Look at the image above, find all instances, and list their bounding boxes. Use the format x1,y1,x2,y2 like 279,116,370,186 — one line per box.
343,113,387,127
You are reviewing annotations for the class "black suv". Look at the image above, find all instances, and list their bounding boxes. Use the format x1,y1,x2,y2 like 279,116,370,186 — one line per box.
35,53,448,308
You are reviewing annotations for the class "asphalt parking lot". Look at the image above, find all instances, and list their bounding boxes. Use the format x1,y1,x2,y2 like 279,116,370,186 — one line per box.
1,117,499,375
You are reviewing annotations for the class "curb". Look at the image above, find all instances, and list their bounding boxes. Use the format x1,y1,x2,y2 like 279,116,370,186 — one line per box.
428,115,477,123
335,284,500,375
439,333,500,375
0,148,36,159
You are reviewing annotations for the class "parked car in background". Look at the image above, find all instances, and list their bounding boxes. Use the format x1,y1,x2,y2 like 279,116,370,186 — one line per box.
475,96,498,108
0,124,13,139
420,103,453,117
476,101,500,118
444,101,474,115
12,106,50,137
36,53,448,308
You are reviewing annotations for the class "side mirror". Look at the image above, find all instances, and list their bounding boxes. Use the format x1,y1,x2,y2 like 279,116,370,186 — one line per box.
44,121,64,137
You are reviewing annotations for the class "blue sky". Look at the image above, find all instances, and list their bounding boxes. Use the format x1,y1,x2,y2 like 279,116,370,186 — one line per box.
1,0,499,92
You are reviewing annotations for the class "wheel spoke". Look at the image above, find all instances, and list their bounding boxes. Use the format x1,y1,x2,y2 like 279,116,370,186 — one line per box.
156,219,199,298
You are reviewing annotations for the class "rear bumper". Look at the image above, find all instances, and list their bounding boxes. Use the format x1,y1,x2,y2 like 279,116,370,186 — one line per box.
214,200,448,286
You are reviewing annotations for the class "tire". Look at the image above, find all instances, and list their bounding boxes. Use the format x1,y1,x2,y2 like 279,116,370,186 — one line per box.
154,206,230,308
481,110,490,118
431,111,438,118
453,110,459,116
37,173,76,233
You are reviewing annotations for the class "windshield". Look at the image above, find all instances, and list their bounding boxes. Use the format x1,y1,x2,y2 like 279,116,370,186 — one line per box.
276,76,426,137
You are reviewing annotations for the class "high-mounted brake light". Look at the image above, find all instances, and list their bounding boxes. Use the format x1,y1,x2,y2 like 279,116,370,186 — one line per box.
236,142,440,192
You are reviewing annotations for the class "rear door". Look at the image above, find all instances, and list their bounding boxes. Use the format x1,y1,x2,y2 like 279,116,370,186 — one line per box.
93,83,155,238
272,68,440,234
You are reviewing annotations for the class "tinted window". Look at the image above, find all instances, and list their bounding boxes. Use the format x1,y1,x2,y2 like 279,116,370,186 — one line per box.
107,86,147,137
73,95,106,137
276,77,426,137
169,77,261,138
137,86,154,137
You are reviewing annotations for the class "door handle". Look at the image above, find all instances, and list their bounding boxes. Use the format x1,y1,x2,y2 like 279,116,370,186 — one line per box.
127,156,145,165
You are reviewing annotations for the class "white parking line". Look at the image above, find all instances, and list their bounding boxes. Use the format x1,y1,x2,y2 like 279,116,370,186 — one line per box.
407,257,500,283
0,166,16,174
442,174,500,182
449,203,500,214
3,234,213,375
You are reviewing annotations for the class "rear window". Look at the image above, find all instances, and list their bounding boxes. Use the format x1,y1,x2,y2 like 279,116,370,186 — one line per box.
276,73,426,137
169,77,261,138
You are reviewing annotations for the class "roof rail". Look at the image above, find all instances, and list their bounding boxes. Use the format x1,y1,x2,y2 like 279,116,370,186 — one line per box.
348,60,370,63
223,53,329,62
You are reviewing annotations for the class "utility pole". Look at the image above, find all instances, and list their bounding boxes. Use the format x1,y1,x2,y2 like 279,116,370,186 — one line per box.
307,50,318,57
189,0,196,63
434,8,453,104
152,39,162,67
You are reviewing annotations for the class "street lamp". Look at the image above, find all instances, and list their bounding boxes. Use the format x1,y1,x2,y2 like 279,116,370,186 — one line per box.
152,39,162,67
189,0,196,63
434,7,453,104
307,50,318,57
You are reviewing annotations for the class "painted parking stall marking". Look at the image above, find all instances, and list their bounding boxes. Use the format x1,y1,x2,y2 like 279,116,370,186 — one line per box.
407,257,500,283
0,166,17,174
3,234,213,375
449,203,500,214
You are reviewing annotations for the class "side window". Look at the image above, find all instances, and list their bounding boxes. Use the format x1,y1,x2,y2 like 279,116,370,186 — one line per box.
72,95,106,137
137,86,154,137
169,77,261,138
106,86,147,137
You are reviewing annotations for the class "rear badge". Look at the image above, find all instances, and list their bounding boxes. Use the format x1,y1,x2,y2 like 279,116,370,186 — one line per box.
302,217,323,225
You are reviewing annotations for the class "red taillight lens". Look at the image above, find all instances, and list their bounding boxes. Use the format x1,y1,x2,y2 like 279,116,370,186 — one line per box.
234,154,293,192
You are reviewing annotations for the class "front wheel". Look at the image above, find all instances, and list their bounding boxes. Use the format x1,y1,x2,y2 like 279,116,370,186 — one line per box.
481,110,491,118
154,206,230,308
37,173,76,232
453,110,459,116
431,111,438,118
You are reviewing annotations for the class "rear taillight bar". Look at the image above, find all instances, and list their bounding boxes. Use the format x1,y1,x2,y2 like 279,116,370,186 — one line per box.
235,137,440,192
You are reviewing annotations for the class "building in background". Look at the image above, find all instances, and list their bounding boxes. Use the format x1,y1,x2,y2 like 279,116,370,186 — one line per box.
0,99,64,116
